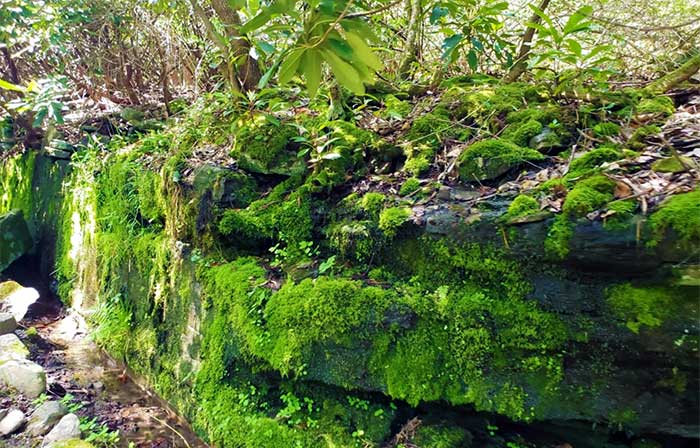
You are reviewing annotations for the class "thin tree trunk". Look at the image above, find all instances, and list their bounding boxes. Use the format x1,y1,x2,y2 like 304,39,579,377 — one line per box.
210,0,262,91
504,0,551,83
398,0,422,79
1,47,20,84
188,0,240,91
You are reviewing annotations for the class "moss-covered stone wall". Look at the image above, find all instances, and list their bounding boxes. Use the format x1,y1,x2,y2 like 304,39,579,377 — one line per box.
3,80,699,447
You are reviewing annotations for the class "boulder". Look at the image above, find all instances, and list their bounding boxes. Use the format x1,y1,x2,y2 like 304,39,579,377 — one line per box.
0,359,46,398
0,409,25,436
0,283,40,322
27,401,68,436
0,312,17,335
0,210,33,272
0,333,29,363
42,413,81,445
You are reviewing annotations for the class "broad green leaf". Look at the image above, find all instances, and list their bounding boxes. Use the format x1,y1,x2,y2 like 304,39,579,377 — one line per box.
321,49,364,95
278,48,304,84
302,49,323,97
327,37,354,61
240,9,272,34
32,108,47,128
566,38,582,57
441,34,463,61
467,49,478,70
345,31,382,71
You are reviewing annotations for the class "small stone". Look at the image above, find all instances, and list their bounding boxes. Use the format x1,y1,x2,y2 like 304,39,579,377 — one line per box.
0,333,29,364
28,401,68,436
46,439,96,448
437,186,451,200
91,381,104,392
0,313,17,335
42,413,81,445
0,409,25,436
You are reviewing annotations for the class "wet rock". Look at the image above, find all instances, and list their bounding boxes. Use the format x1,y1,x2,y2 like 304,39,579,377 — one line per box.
0,210,33,272
0,333,30,363
0,284,40,322
46,439,96,448
0,409,25,436
42,413,81,445
0,312,17,335
28,401,68,436
0,359,46,398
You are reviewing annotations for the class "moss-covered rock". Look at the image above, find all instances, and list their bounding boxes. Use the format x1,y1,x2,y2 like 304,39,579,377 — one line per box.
231,114,302,175
651,156,695,173
0,210,33,272
566,146,621,178
636,96,675,117
457,139,544,182
648,190,700,250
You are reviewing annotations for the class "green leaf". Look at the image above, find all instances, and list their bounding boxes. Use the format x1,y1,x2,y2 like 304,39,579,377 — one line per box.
430,6,449,24
327,37,354,61
441,34,463,61
467,49,478,70
320,49,364,95
240,9,272,34
278,48,304,85
566,38,582,57
0,78,24,92
32,108,47,128
345,31,382,71
302,49,323,97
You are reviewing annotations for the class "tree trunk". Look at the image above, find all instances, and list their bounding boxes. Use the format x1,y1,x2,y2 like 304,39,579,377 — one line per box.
1,47,20,84
210,0,262,91
504,0,551,83
398,0,422,79
189,0,240,91
644,54,700,94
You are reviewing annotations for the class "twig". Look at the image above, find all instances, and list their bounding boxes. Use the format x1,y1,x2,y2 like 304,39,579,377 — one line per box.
150,414,192,448
346,0,402,18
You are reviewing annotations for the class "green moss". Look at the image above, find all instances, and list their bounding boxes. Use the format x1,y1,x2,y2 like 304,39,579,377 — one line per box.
501,195,540,223
413,423,472,448
378,207,411,238
457,139,544,182
381,94,412,119
651,156,694,173
603,199,637,229
607,283,675,333
545,176,615,259
231,114,302,175
399,177,422,196
628,125,660,150
328,220,376,263
592,122,621,138
359,192,386,219
648,190,700,249
403,108,456,175
502,119,543,147
567,146,621,178
442,83,545,125
562,175,615,216
637,96,675,117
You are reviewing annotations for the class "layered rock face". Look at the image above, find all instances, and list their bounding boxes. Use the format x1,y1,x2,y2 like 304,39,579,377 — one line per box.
1,83,698,447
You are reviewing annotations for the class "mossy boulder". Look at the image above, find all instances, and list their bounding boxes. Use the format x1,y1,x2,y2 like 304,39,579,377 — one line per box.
231,115,302,175
0,210,33,272
651,156,695,173
458,139,544,182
